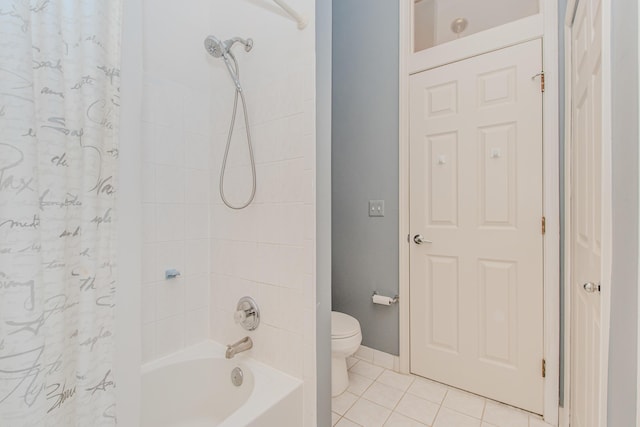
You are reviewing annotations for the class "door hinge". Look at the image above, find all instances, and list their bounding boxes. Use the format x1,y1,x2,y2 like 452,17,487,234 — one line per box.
542,359,546,378
532,71,545,92
541,216,546,234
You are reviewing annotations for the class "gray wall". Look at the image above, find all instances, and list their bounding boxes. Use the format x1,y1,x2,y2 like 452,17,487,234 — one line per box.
316,0,332,425
608,0,639,424
332,0,400,355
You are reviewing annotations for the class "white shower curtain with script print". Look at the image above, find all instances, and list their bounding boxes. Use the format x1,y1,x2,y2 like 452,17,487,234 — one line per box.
0,1,122,425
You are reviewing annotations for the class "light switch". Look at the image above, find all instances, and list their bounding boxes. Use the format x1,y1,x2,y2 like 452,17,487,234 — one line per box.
369,200,385,217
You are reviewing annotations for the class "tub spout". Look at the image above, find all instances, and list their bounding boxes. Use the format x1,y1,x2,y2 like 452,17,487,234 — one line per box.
226,336,253,359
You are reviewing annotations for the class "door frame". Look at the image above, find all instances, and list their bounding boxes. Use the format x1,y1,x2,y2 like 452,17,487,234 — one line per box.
637,4,640,426
398,1,560,424
561,0,613,426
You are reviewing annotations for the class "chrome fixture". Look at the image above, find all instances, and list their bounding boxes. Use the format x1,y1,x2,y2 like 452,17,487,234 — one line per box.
582,282,601,293
225,336,253,359
231,366,244,386
372,291,399,305
234,296,260,331
413,234,432,245
204,36,253,91
204,35,256,210
204,36,253,58
165,268,181,279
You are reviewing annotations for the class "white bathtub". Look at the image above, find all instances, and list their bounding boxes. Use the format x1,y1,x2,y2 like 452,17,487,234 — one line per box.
141,341,302,427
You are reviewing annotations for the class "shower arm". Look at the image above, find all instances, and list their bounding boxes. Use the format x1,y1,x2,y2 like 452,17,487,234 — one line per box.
272,0,307,29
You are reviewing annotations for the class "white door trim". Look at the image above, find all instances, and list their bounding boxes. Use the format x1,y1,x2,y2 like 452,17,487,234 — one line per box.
398,0,411,377
560,5,576,427
637,4,640,426
562,0,612,425
399,1,560,424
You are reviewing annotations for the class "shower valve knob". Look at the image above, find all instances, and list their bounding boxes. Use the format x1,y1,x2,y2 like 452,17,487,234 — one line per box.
234,296,260,331
234,309,247,323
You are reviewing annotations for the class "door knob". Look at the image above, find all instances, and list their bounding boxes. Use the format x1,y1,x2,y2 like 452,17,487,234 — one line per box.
413,234,432,245
582,282,600,293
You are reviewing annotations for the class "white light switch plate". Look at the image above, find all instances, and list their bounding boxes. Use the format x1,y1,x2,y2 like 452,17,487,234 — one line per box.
369,200,385,217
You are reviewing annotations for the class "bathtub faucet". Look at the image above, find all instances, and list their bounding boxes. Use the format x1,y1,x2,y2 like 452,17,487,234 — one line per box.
225,336,253,359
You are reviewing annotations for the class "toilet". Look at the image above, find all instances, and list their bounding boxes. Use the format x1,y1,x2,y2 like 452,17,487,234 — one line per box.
331,311,362,396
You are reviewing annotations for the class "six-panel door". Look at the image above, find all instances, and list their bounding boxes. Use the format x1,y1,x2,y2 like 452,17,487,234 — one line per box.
409,39,544,414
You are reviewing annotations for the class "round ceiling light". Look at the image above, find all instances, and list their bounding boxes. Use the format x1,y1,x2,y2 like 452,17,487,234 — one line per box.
451,17,468,34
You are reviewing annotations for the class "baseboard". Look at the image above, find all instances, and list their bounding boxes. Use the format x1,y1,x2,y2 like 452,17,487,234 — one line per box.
352,345,401,372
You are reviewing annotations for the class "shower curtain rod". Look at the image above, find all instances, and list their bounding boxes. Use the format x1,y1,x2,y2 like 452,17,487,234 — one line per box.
272,0,307,29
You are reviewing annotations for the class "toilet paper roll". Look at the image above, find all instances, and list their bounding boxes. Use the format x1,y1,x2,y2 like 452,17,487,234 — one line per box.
372,294,393,306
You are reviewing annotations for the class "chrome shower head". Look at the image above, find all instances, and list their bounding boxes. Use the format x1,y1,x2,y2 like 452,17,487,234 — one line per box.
204,35,225,58
204,35,253,58
204,35,254,92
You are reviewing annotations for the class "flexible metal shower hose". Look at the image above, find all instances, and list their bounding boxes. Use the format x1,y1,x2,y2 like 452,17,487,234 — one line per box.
219,53,256,209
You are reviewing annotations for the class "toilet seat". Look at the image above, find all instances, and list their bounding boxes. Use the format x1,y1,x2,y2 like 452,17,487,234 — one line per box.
332,311,360,339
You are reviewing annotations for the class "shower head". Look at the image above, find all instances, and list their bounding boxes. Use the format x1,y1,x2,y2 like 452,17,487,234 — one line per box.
204,35,254,92
204,35,253,58
204,35,225,58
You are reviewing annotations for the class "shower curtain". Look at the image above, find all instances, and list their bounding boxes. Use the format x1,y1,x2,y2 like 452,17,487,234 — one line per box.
0,1,122,425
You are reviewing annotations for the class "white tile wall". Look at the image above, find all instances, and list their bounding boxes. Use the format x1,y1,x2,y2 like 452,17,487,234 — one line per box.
140,71,212,362
207,1,317,425
140,0,317,425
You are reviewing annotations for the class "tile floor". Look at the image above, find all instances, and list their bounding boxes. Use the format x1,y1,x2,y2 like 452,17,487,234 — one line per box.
332,358,554,427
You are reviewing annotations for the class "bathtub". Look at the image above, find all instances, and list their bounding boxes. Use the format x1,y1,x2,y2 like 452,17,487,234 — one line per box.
141,340,302,427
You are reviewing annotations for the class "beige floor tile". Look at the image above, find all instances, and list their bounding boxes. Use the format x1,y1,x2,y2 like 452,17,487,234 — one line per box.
344,398,392,427
407,377,448,404
333,411,343,426
349,360,385,380
347,372,375,396
442,389,485,419
384,412,429,427
332,391,359,416
347,357,360,369
376,370,415,392
337,417,363,427
482,401,528,427
529,415,554,427
394,393,440,426
362,381,405,409
433,407,482,427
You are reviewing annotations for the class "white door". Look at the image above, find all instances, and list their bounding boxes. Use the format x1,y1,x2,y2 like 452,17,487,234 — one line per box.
569,0,603,425
409,39,544,413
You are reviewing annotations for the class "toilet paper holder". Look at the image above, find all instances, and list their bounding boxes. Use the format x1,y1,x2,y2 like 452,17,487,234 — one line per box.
372,291,399,305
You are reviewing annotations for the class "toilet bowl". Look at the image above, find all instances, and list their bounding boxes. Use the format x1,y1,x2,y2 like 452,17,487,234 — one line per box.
331,311,362,397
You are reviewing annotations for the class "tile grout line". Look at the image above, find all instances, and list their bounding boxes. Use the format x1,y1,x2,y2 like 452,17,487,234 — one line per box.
343,365,401,427
391,379,420,426
429,387,449,427
342,367,383,426
336,362,379,426
479,395,488,425
376,370,413,427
